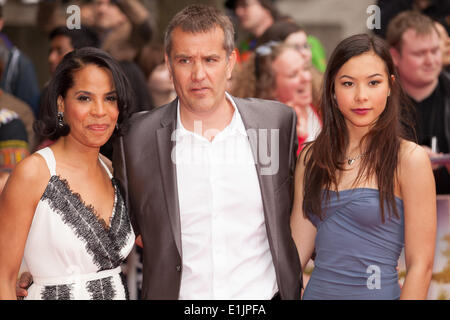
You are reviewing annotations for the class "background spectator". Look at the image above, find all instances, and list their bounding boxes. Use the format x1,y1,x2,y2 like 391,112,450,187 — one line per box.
434,21,450,73
37,0,153,62
375,0,450,39
0,38,36,151
0,38,30,193
225,0,281,62
232,42,321,152
257,20,324,107
0,5,40,118
48,25,100,75
387,11,450,194
137,43,176,108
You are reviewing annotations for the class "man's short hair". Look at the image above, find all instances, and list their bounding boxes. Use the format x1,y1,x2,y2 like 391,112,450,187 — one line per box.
49,26,100,50
164,4,235,59
224,0,280,20
386,11,439,52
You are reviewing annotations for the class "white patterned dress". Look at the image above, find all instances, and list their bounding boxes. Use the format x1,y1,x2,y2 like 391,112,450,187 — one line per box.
23,147,135,300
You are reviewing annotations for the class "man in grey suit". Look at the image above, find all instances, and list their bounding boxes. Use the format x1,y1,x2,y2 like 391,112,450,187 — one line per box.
113,4,301,299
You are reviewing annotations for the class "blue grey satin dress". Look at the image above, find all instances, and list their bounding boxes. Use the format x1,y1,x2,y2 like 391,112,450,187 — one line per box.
303,188,404,300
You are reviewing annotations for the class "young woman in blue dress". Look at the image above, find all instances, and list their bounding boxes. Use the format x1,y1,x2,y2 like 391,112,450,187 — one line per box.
291,34,436,300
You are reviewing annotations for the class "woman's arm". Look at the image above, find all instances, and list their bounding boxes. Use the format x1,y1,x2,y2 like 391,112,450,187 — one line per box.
290,149,317,271
0,155,48,299
398,141,437,300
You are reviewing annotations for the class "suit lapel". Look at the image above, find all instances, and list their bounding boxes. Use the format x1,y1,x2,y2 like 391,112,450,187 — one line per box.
233,97,279,262
156,100,182,256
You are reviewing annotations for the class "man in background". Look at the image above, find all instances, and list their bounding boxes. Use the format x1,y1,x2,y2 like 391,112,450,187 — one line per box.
387,11,450,193
225,0,280,61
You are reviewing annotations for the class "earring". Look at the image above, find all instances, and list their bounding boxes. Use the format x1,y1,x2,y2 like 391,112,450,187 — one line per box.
57,112,64,128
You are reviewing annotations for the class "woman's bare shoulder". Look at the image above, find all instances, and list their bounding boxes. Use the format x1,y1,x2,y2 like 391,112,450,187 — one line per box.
399,140,430,166
398,139,432,180
8,153,51,188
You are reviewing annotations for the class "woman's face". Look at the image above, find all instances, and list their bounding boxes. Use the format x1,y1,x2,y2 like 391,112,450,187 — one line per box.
59,64,119,148
271,47,312,107
285,31,312,63
334,51,391,131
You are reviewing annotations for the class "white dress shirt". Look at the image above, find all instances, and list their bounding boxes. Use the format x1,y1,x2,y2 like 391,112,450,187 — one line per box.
174,93,278,300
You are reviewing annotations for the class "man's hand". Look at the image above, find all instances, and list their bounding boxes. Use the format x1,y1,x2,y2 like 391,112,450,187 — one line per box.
16,272,32,300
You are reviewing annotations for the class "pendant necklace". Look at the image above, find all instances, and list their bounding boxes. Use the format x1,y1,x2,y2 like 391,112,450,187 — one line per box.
346,153,366,165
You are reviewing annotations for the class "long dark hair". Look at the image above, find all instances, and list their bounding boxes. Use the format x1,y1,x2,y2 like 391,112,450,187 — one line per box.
34,47,134,141
302,34,413,223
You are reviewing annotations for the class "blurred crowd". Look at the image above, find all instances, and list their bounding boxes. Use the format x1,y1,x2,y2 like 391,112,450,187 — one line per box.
0,0,449,299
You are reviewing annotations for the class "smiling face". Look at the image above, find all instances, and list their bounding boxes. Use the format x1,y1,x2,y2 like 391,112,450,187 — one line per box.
272,47,312,107
334,51,391,131
59,64,119,148
166,26,236,116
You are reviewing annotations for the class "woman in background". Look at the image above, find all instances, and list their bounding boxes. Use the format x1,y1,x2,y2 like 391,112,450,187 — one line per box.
232,42,321,152
258,20,326,107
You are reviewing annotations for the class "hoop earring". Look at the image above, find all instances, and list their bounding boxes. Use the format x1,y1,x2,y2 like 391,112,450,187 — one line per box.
57,112,64,128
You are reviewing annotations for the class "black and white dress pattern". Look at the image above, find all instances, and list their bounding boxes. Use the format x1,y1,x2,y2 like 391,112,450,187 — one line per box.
23,147,135,300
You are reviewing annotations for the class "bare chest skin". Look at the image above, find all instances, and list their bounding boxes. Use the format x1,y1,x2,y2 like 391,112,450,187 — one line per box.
333,161,402,198
334,161,377,191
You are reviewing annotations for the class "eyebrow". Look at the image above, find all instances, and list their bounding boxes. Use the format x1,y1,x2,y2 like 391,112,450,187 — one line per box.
173,54,191,60
205,54,221,59
412,45,440,53
339,73,384,79
74,90,117,95
173,54,222,60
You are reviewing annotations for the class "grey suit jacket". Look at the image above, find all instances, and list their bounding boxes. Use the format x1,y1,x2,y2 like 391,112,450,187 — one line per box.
113,96,302,299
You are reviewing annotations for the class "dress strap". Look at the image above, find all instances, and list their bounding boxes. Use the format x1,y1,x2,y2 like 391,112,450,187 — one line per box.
35,147,57,176
98,156,113,179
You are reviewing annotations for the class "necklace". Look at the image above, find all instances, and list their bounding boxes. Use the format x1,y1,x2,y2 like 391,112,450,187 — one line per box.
346,153,366,165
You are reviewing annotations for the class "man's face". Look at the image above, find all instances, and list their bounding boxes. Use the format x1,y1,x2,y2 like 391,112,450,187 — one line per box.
392,28,442,88
48,35,74,75
235,0,270,32
94,0,126,30
166,26,236,116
